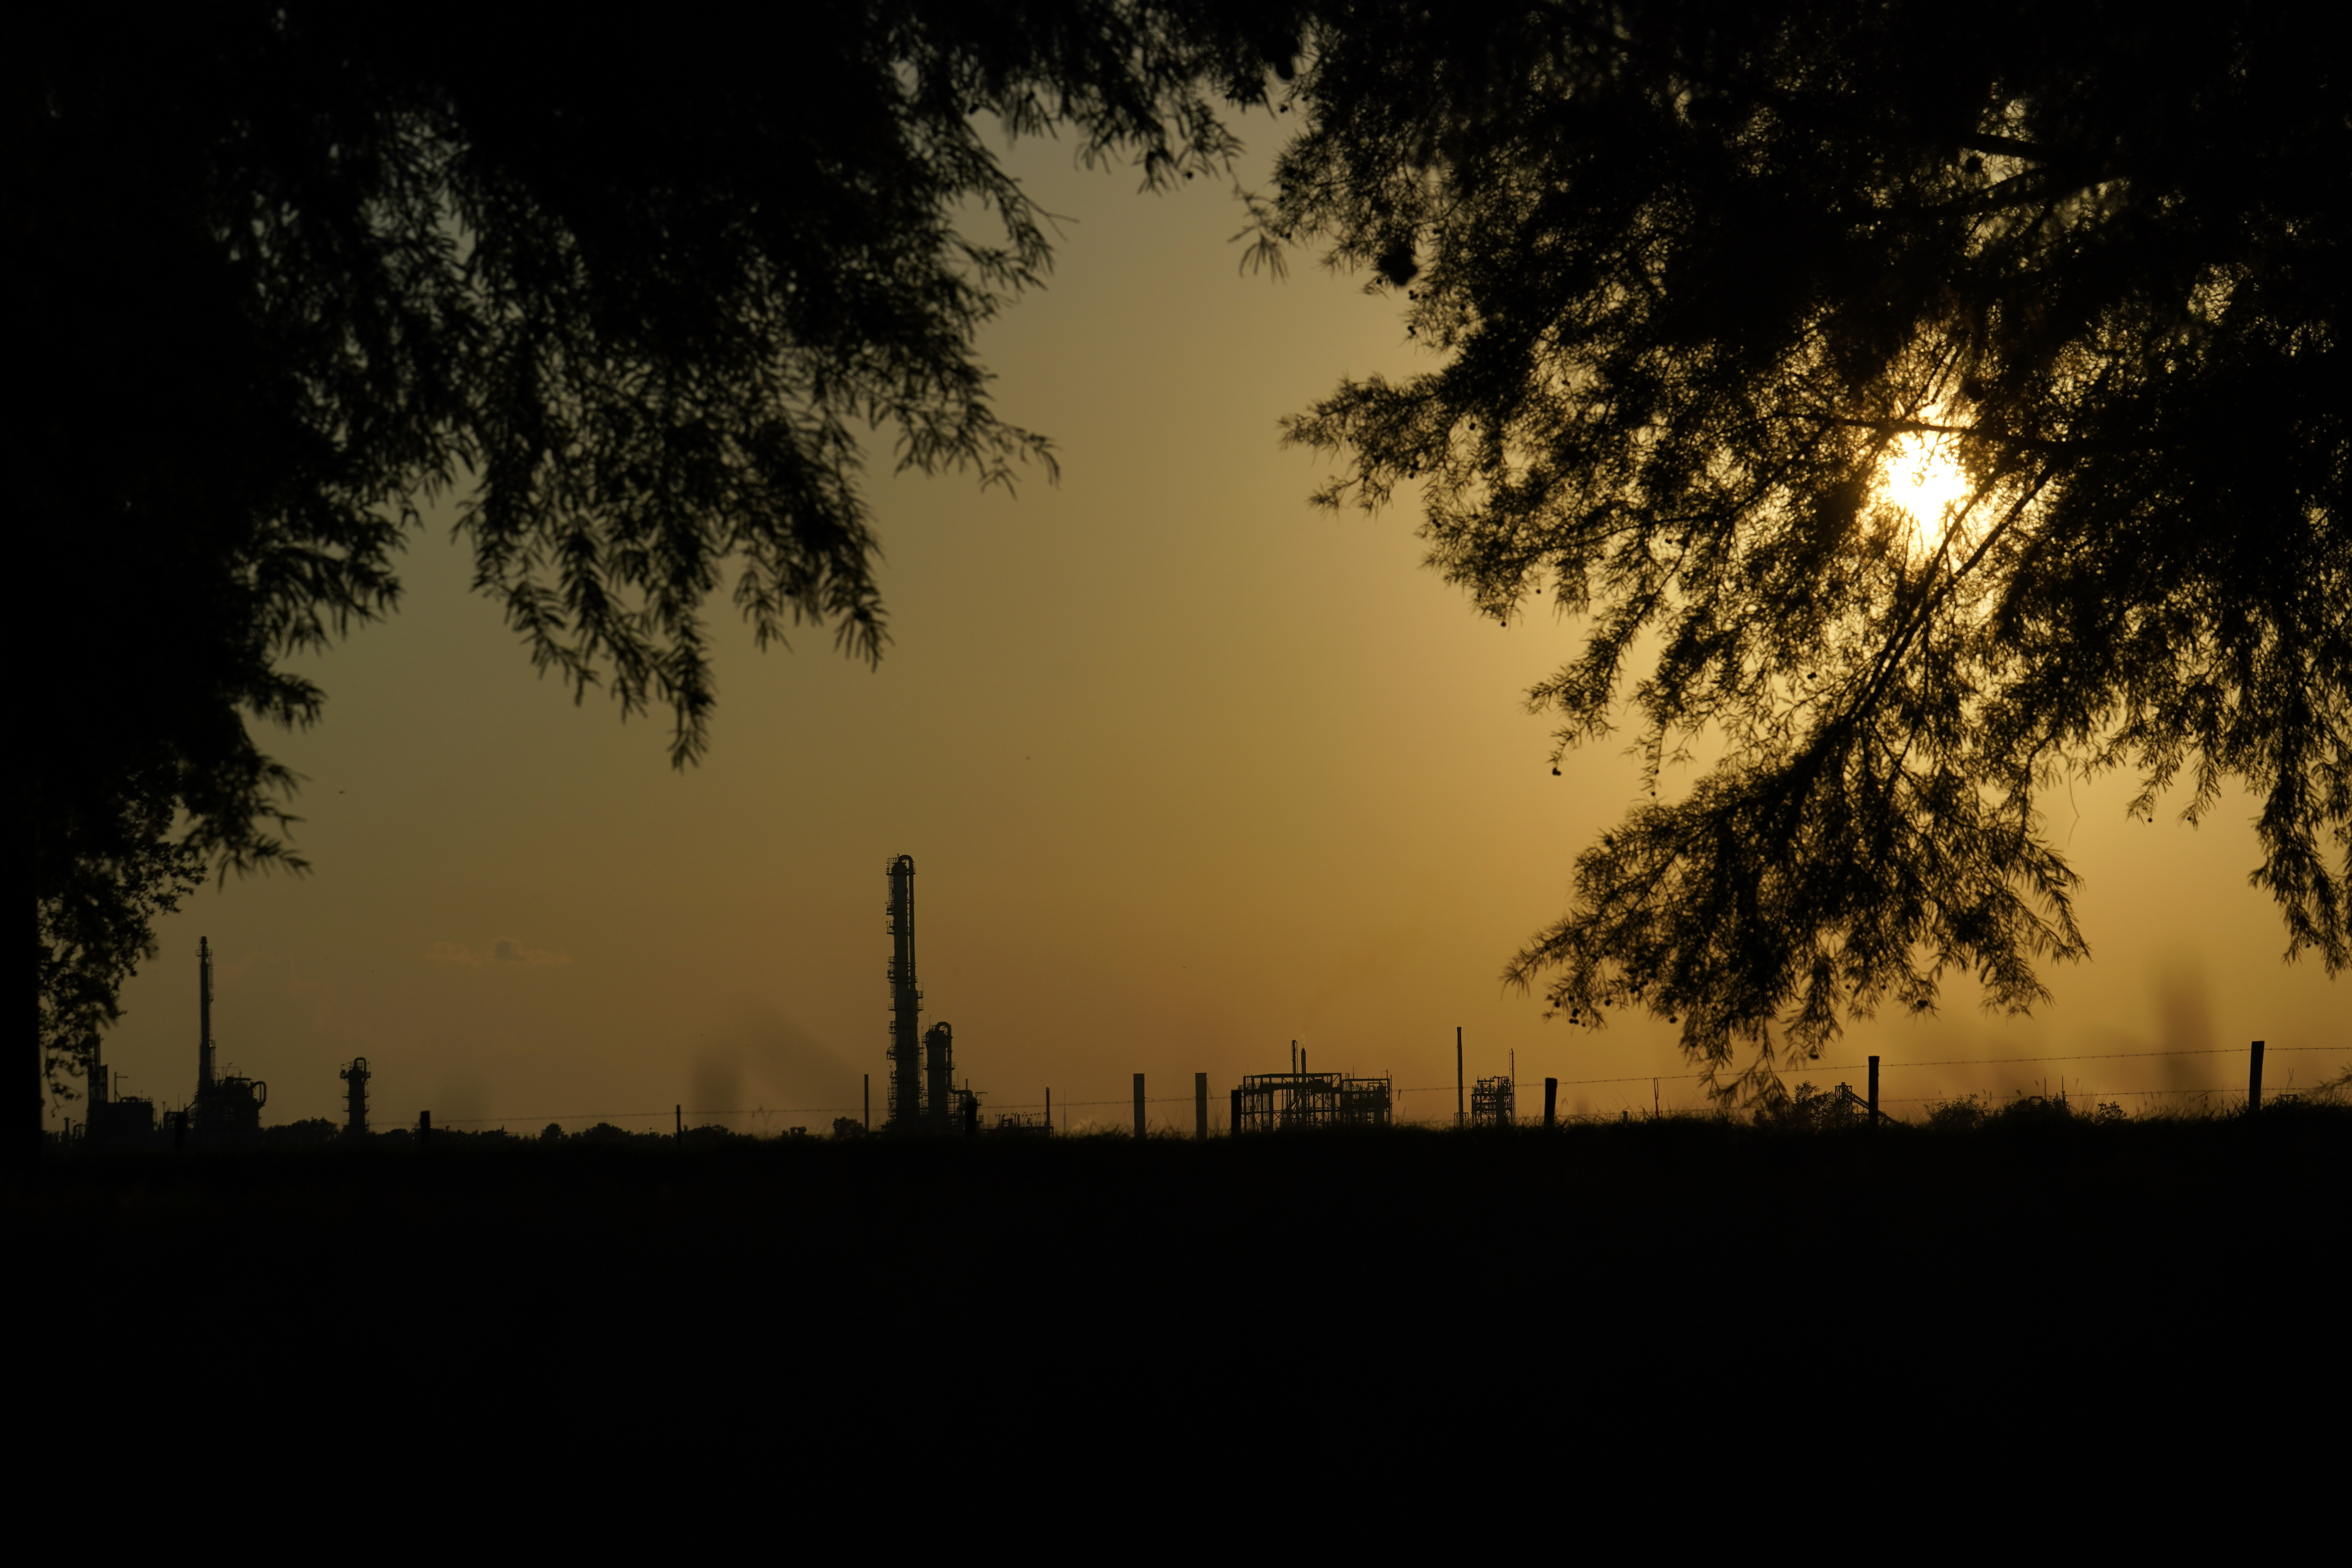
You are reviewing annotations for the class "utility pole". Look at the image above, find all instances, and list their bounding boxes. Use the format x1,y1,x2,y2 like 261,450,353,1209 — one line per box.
2249,1040,2265,1111
1455,1026,1464,1130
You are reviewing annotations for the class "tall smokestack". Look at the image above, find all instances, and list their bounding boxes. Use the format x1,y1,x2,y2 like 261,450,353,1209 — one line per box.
886,857,921,1128
197,936,215,1094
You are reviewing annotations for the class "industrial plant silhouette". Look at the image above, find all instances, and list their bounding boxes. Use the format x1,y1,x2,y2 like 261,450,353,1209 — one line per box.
883,853,984,1136
56,851,2322,1151
81,937,267,1151
35,853,2341,1449
67,854,1476,1148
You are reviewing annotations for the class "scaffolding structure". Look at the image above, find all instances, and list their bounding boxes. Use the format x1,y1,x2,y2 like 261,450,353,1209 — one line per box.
83,1038,156,1145
1471,1074,1515,1127
1234,1071,1393,1132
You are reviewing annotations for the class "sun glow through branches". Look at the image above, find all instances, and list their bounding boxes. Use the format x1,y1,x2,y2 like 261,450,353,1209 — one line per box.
1880,430,1973,558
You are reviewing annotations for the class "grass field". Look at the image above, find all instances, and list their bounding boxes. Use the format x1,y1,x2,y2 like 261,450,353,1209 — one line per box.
26,1100,2345,1406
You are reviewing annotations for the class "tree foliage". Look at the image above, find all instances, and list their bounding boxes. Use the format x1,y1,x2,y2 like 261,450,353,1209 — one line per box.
1272,0,2347,1097
23,1,1306,1104
33,774,203,1099
26,1,2345,1122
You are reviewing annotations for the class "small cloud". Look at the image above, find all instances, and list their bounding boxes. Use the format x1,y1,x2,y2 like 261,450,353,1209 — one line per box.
425,938,572,969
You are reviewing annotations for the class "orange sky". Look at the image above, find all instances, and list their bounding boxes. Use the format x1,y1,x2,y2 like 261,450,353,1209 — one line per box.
73,127,2346,1136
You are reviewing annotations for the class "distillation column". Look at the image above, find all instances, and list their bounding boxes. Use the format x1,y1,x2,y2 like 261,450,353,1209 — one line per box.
341,1057,371,1138
87,1038,107,1116
196,935,215,1097
886,856,922,1128
923,1022,954,1124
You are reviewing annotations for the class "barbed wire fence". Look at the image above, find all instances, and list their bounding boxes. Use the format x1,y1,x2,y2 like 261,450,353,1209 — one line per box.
423,1044,2347,1136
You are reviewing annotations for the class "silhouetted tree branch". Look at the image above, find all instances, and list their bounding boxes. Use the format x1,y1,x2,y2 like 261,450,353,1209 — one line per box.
1271,0,2346,1100
33,773,203,1103
22,1,1310,1148
24,0,2343,1140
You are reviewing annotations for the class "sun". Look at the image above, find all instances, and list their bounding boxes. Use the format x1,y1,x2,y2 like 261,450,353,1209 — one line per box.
1880,430,1973,557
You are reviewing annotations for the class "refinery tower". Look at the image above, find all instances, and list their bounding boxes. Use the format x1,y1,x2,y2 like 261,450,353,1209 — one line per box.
884,855,963,1131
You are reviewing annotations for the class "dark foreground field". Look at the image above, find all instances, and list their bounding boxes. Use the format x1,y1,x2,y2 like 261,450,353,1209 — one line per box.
25,1107,2344,1405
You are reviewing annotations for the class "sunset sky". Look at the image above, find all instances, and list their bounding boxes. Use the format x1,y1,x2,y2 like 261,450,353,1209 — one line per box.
72,123,2345,1136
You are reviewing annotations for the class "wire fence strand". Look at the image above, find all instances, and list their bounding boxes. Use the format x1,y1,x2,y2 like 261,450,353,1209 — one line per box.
421,1043,2343,1128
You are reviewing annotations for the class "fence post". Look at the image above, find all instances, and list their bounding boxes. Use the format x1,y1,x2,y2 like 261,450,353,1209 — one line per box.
1544,1077,1558,1130
863,1073,870,1131
1133,1073,1145,1140
1868,1056,1880,1127
419,1109,432,1149
1230,1085,1243,1137
2249,1040,2265,1111
1455,1025,1464,1130
1195,1073,1208,1140
675,1103,682,1145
